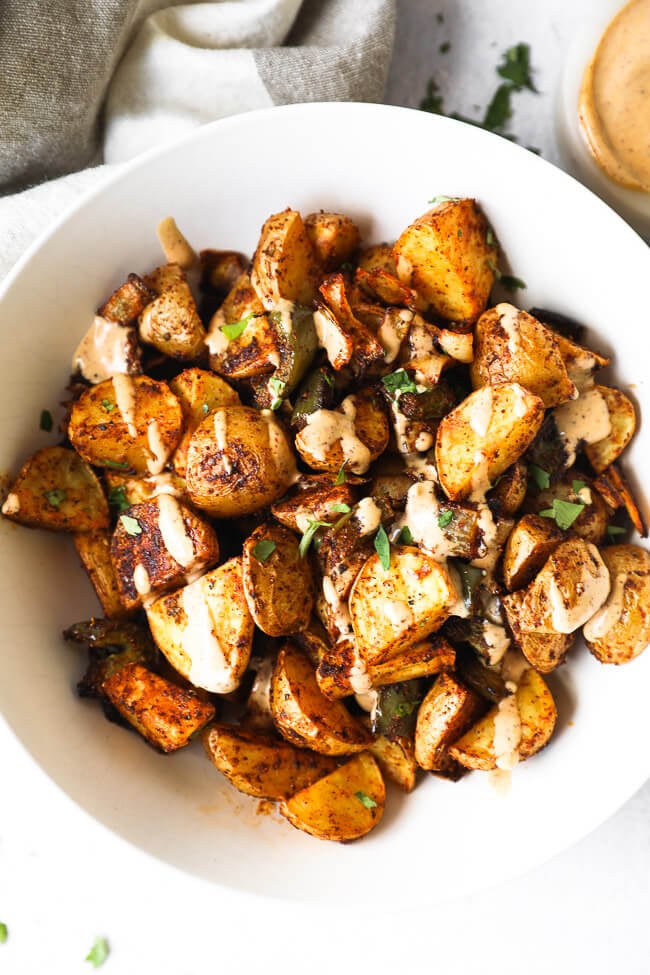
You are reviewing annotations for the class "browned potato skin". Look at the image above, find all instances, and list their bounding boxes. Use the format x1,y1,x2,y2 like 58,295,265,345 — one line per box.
279,752,385,842
489,460,528,517
271,643,371,756
202,723,337,799
471,305,577,407
2,446,109,532
110,497,220,611
251,208,321,307
74,531,131,618
355,266,421,310
318,274,385,372
104,470,188,506
502,513,564,592
553,331,610,390
271,480,358,534
584,545,650,664
358,243,397,276
585,386,636,474
414,673,485,773
169,368,240,477
449,668,557,770
68,375,183,475
242,523,313,636
295,389,389,475
186,406,296,517
199,250,248,296
524,478,610,546
103,662,215,752
435,382,545,501
208,310,282,380
138,263,206,360
98,273,156,325
392,199,497,323
502,589,576,672
368,735,417,792
304,212,361,271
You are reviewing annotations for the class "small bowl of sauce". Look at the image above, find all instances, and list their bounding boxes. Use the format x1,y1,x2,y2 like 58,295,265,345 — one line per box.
557,0,650,238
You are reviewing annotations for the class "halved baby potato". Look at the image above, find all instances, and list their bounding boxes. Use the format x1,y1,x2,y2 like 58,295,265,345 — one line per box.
584,385,636,474
304,211,361,271
169,368,240,477
583,545,650,664
271,479,358,534
295,390,389,476
279,751,385,842
242,523,313,636
502,589,576,672
139,263,206,360
98,272,156,325
202,723,337,800
414,673,485,775
251,208,321,308
502,513,564,592
368,735,418,792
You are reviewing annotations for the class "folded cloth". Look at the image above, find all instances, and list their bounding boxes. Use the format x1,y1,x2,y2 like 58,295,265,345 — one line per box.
0,0,395,283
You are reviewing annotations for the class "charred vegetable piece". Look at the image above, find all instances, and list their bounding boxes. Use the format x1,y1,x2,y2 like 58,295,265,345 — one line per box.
291,365,338,430
395,382,457,420
525,414,569,481
454,646,509,704
64,618,159,698
268,302,318,402
451,561,484,615
98,273,156,325
372,679,425,740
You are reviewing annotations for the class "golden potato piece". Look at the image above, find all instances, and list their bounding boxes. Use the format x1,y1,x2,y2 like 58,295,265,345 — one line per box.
271,479,358,534
585,386,636,474
103,662,215,752
368,735,417,792
104,469,188,507
98,273,156,325
392,199,497,323
489,459,528,516
304,211,361,271
414,673,485,774
242,523,313,636
138,263,206,360
526,478,610,546
295,390,389,475
207,309,282,380
271,643,371,756
2,446,109,532
358,243,397,275
251,208,320,308
319,273,385,372
471,304,577,407
553,331,610,392
349,547,457,665
146,558,254,693
583,545,650,664
199,249,248,297
435,382,545,501
169,368,240,477
74,531,131,618
279,752,385,842
449,668,557,771
186,406,297,517
502,589,576,672
68,374,183,475
502,513,564,592
202,723,337,799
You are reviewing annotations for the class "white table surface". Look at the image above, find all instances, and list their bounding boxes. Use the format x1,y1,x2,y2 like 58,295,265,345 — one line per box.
2,2,649,973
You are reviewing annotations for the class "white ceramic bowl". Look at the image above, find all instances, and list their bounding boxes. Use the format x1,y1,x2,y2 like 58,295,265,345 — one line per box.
1,103,649,906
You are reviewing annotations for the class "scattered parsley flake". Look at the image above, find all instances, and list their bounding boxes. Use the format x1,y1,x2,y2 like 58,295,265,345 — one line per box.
427,194,459,206
439,41,450,54
529,463,550,490
486,227,496,247
398,525,414,545
355,791,378,809
457,228,463,237
44,488,67,507
220,313,253,342
108,485,130,512
101,399,116,413
488,258,500,276
382,369,418,397
85,937,110,968
102,459,130,470
268,377,286,411
437,509,454,528
394,701,419,718
323,372,335,387
374,524,391,571
253,539,276,562
201,402,210,415
539,498,584,530
497,43,537,92
299,518,331,558
40,409,53,432
483,83,514,132
572,479,587,494
120,514,142,536
500,274,527,292
0,923,7,944
334,462,348,485
607,525,627,537
331,502,351,514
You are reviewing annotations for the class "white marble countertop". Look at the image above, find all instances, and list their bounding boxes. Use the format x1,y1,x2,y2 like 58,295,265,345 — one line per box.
2,2,649,973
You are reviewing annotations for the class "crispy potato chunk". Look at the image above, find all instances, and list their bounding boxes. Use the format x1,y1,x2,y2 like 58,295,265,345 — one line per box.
169,368,240,477
68,375,183,475
585,386,636,474
553,331,610,392
525,478,610,545
111,496,220,611
319,273,385,373
199,249,248,296
242,524,313,636
471,304,577,407
139,263,206,360
74,531,130,618
202,723,337,800
207,310,282,379
103,662,215,752
583,545,650,664
295,390,389,475
414,673,485,775
104,470,188,507
251,209,320,308
358,243,397,275
368,735,418,792
435,382,545,501
502,589,576,672
393,199,497,323
271,643,371,756
146,558,254,694
449,668,557,770
304,211,361,271
2,446,109,532
349,547,457,665
186,406,296,517
502,513,564,592
279,752,385,842
271,479,358,534
98,273,156,325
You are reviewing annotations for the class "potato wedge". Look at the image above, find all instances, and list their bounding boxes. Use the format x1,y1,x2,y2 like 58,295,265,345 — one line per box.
271,643,371,755
103,662,215,752
295,390,389,476
279,751,385,842
414,673,485,774
583,545,650,664
393,199,497,323
186,406,297,517
368,735,418,792
502,513,564,592
358,243,397,275
318,273,385,373
146,558,254,693
489,460,528,517
68,375,182,475
98,273,156,325
2,446,109,532
471,304,577,407
206,309,281,379
74,531,130,618
271,480,358,534
169,368,240,476
349,547,457,665
138,263,206,360
502,589,576,672
553,331,610,392
584,385,636,474
202,723,337,799
251,208,320,308
448,668,557,770
304,211,361,271
242,524,313,636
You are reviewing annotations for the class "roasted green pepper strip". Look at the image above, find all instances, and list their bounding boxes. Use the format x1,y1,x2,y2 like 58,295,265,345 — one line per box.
398,382,457,420
455,646,508,704
272,303,318,397
372,679,425,740
291,364,337,429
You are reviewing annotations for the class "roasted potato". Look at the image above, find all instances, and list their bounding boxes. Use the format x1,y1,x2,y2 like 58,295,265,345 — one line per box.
502,589,576,672
584,385,636,474
242,523,313,636
279,752,385,842
199,249,248,297
525,477,610,545
414,673,485,776
139,263,206,360
392,198,497,323
74,531,130,618
2,446,109,532
368,734,418,792
502,513,564,592
98,273,156,325
206,309,281,379
202,723,337,799
318,273,385,373
251,208,320,307
358,242,397,275
583,545,650,664
146,557,254,693
489,459,528,517
72,315,142,384
104,469,188,507
169,368,240,477
271,479,359,534
553,331,610,392
295,389,389,475
304,211,361,271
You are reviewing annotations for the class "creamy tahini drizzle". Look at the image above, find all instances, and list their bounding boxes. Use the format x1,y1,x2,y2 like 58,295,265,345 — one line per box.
355,497,382,536
383,599,414,631
493,688,522,771
157,216,197,268
469,450,491,501
298,397,371,474
112,374,138,437
548,543,610,633
146,419,168,475
322,575,354,641
182,580,233,692
414,430,434,452
583,571,628,641
314,307,349,367
72,316,135,384
378,309,412,363
133,563,151,596
1,493,20,515
143,472,183,498
482,621,511,666
552,387,611,466
205,309,230,356
157,495,195,568
212,411,232,475
468,385,494,438
404,481,456,559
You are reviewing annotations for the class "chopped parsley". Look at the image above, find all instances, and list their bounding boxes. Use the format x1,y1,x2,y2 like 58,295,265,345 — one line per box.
439,41,450,54
529,463,550,490
39,409,53,432
101,399,116,413
374,524,391,571
102,459,130,470
108,485,130,513
268,377,286,411
252,539,276,562
427,194,459,206
119,514,142,536
397,525,414,545
334,461,348,485
220,313,253,342
607,525,627,537
331,502,351,514
201,402,210,415
381,369,418,397
299,518,331,558
457,228,463,237
0,923,7,944
394,700,419,718
483,84,513,132
497,42,537,92
500,274,527,292
539,498,584,531
437,509,454,528
44,488,66,507
486,227,496,247
85,937,110,968
355,791,378,809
